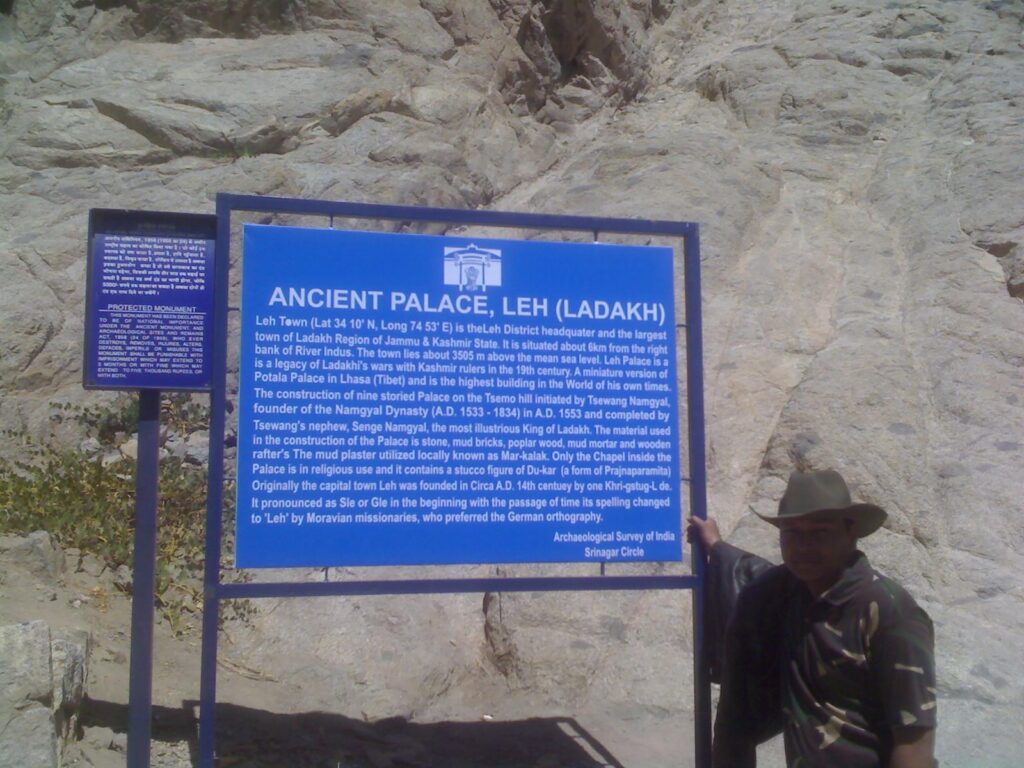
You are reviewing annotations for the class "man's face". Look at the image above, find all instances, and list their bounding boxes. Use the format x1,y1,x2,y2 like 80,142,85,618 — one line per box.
778,513,858,594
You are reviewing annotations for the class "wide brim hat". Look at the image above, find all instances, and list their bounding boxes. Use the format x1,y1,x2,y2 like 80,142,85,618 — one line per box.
754,469,887,538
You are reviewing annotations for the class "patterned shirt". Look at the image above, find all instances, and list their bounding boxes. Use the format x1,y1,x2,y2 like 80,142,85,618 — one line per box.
710,544,936,768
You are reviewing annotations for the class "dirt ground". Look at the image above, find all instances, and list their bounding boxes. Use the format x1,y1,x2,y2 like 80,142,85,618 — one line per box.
1,547,702,768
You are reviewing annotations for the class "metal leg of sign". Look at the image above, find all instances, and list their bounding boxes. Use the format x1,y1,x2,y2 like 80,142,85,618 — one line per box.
198,475,223,768
197,580,220,768
198,199,232,768
683,229,712,767
692,553,711,768
127,389,161,768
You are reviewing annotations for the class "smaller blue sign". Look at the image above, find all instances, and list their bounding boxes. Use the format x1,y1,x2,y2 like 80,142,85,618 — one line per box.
84,210,216,391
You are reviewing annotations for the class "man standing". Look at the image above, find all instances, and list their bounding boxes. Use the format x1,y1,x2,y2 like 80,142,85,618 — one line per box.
688,469,936,768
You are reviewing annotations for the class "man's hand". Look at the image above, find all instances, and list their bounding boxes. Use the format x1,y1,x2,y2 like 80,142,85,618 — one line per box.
686,516,722,554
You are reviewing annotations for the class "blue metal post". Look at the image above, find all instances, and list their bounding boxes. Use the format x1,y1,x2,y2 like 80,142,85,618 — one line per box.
215,193,701,238
127,389,161,768
684,227,712,767
197,196,231,768
217,574,698,599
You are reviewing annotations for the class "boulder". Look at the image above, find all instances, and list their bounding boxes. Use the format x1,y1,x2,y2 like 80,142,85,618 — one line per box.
0,532,65,583
0,620,90,768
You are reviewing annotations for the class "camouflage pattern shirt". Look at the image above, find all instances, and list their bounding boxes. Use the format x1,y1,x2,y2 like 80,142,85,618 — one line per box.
710,544,936,767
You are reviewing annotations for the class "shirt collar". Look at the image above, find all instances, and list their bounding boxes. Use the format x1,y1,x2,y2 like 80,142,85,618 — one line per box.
818,550,873,607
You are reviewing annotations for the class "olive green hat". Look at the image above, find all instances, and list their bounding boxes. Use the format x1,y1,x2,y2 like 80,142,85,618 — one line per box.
755,469,887,538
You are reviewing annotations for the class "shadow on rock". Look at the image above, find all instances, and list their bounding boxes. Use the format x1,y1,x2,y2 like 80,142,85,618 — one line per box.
81,698,626,767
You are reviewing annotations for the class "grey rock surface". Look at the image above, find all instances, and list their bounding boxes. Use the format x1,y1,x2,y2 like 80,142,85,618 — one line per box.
50,627,91,753
1,1,1023,766
0,619,54,710
0,620,77,768
0,531,66,583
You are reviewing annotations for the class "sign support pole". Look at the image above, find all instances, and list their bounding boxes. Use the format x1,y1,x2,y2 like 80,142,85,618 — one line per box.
127,389,161,768
683,228,713,766
197,195,232,768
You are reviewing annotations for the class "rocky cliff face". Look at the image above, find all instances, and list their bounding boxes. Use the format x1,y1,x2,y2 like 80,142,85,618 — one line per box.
2,1,1022,766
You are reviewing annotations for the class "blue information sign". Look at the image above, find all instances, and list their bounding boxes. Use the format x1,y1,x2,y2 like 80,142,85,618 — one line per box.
236,225,683,567
84,210,216,391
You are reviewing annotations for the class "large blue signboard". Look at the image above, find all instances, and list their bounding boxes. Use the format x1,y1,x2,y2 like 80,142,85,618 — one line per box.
84,209,216,391
236,225,682,567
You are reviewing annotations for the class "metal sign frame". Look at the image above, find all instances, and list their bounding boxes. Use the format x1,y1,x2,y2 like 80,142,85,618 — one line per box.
198,193,711,767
